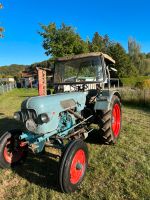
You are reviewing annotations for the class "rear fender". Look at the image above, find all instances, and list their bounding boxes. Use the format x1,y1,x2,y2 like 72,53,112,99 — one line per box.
94,90,121,111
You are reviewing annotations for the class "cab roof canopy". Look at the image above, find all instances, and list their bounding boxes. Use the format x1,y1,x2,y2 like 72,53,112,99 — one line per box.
55,52,115,64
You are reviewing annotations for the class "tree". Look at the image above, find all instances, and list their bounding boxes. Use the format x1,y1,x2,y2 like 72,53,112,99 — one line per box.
0,3,4,38
89,32,111,53
103,34,111,53
90,32,104,52
128,38,141,57
0,65,25,78
39,23,89,58
146,52,150,59
108,43,138,77
128,38,144,74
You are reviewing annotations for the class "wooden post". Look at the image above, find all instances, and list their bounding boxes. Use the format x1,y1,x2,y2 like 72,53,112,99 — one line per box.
38,68,47,96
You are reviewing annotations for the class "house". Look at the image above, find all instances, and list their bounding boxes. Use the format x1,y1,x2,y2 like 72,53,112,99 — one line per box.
20,66,53,88
0,77,15,83
20,68,37,88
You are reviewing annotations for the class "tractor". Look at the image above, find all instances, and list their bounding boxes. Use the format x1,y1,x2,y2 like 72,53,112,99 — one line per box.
0,52,122,193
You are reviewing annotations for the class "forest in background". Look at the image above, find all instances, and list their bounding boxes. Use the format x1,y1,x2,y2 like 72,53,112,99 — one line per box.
0,23,150,81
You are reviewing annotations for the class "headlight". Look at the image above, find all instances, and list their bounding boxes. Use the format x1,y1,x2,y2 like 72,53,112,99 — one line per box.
14,112,21,121
26,119,37,132
39,113,49,123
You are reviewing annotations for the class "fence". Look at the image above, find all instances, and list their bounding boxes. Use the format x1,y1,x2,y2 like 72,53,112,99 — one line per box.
0,83,16,94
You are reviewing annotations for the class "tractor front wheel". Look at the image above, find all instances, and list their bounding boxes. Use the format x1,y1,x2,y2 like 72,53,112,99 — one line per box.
0,130,28,168
59,139,88,193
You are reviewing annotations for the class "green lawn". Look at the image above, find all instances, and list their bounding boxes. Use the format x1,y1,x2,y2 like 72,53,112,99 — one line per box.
0,89,150,200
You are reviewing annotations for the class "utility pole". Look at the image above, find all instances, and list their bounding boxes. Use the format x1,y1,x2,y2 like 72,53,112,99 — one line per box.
0,3,4,38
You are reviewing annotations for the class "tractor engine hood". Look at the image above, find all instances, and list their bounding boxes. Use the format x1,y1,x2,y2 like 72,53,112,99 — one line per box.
19,92,87,135
21,92,87,113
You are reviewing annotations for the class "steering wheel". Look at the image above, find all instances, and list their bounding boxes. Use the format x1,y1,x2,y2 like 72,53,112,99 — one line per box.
82,84,88,90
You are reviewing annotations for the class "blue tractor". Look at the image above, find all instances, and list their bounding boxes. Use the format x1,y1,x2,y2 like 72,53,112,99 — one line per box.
0,52,122,193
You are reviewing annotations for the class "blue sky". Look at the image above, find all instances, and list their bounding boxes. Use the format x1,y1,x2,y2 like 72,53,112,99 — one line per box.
0,0,150,66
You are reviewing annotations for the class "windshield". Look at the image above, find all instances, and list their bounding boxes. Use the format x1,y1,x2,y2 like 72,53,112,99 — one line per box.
54,56,104,83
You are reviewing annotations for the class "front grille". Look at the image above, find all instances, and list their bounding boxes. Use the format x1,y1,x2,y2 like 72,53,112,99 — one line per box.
21,109,37,123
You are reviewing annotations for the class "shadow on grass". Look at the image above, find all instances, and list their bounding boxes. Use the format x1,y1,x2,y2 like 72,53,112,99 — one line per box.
13,152,59,191
85,129,104,145
0,117,23,137
13,128,118,191
13,130,103,192
0,118,106,192
0,117,60,191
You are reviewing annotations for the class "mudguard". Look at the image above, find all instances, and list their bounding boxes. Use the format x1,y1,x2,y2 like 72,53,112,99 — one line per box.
94,89,121,111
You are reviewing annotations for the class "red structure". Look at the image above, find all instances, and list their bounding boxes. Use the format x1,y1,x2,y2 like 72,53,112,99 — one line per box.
38,68,47,96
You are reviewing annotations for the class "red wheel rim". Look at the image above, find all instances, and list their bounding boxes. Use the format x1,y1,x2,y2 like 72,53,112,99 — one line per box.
70,149,86,184
112,103,121,137
3,138,25,164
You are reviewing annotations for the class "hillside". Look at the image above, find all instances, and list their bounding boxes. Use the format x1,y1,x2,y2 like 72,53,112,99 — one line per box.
0,59,53,78
0,56,149,79
0,64,27,78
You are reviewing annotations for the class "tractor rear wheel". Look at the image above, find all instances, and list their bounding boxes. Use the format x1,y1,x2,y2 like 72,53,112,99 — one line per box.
97,95,122,144
0,130,28,168
59,139,88,193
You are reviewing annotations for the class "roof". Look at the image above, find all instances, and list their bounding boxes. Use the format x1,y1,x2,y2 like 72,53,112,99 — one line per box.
21,71,37,78
55,52,115,64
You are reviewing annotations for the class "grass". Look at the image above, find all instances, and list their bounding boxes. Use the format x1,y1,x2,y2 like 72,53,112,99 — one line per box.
120,88,150,108
0,89,150,200
0,89,38,117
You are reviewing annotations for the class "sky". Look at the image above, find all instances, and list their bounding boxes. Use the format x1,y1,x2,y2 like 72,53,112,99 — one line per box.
0,0,150,66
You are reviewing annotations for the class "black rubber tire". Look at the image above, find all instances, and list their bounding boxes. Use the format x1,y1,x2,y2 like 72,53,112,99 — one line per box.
97,95,122,144
59,139,88,193
0,129,28,169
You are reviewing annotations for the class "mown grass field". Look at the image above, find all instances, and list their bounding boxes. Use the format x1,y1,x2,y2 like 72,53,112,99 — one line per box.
0,89,150,200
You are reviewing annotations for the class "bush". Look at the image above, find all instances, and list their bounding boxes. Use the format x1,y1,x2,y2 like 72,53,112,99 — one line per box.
135,81,144,89
135,79,150,89
143,79,150,88
120,76,150,87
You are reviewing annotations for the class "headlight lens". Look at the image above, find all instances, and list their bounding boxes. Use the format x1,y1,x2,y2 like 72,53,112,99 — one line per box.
40,113,49,123
14,112,21,121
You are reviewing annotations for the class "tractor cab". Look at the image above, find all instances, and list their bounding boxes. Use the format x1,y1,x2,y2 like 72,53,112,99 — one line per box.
53,52,115,93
